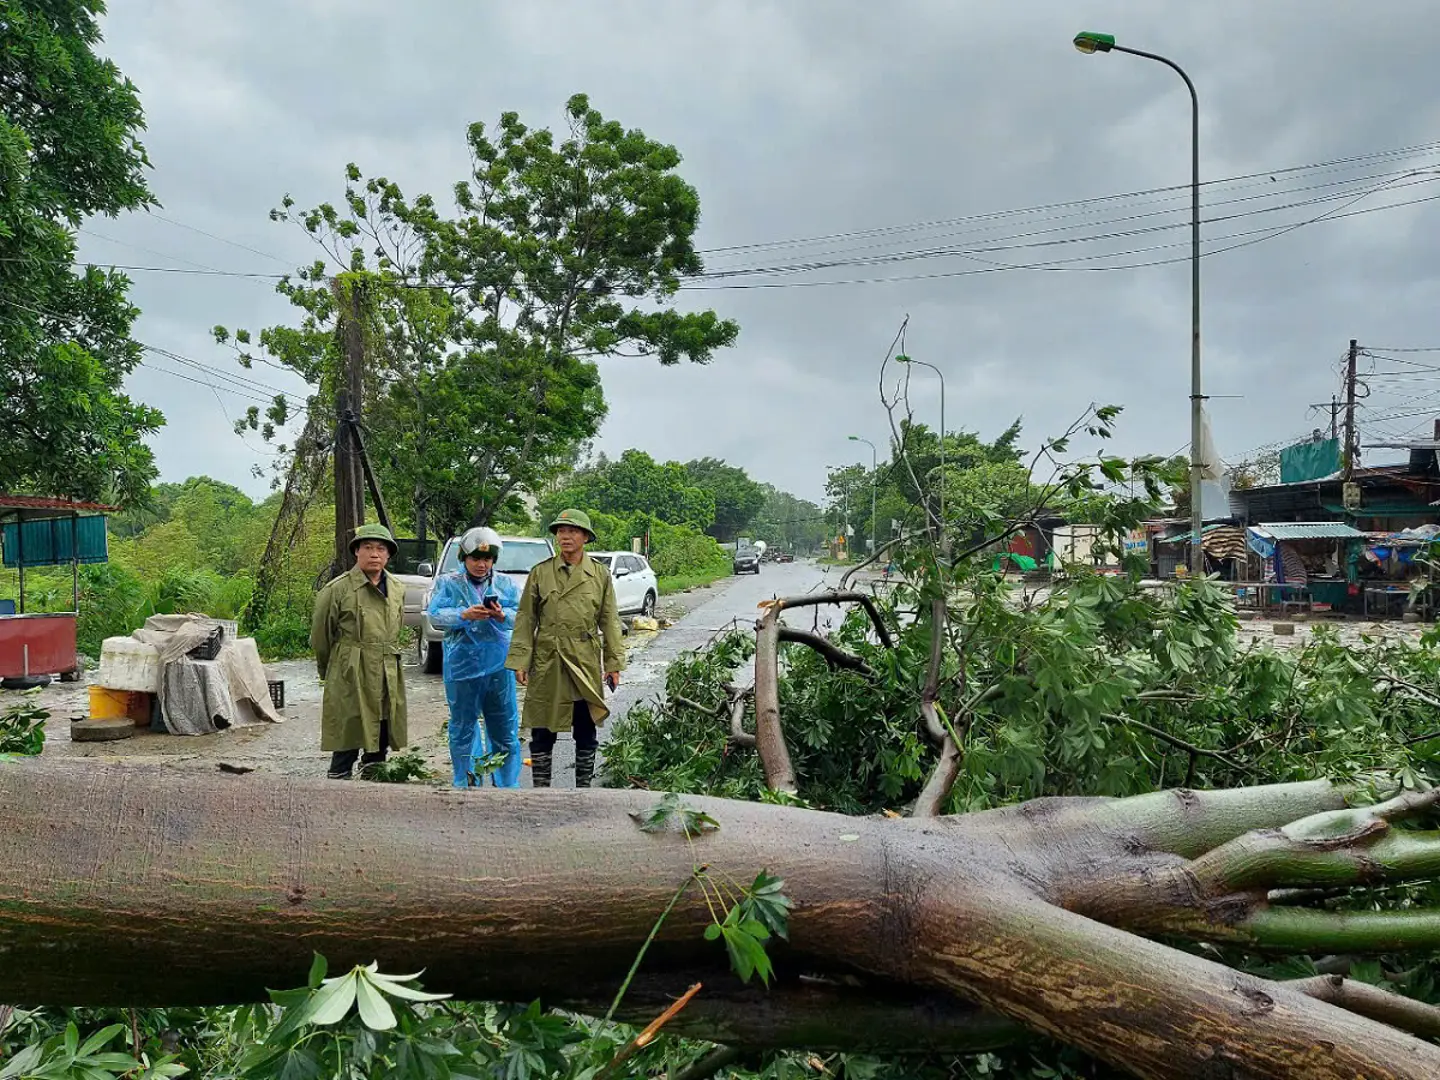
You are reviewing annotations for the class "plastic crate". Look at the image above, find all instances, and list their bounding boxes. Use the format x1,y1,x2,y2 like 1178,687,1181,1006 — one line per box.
267,679,285,711
187,624,225,661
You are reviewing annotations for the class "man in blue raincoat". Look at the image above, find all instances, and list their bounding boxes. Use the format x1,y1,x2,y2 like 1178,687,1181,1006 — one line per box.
426,526,522,788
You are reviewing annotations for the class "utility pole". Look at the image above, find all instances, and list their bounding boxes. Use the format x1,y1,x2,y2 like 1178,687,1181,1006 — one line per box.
1343,339,1359,481
1330,395,1339,442
332,277,367,577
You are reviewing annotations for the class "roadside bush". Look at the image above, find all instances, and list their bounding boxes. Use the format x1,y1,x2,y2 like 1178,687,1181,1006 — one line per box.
250,608,312,660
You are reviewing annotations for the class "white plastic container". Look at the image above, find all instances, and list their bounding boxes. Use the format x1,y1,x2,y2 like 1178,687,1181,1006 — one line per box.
96,636,163,693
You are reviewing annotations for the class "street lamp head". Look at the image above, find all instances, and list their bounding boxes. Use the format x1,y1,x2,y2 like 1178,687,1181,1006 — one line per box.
848,435,860,441
1073,31,1116,54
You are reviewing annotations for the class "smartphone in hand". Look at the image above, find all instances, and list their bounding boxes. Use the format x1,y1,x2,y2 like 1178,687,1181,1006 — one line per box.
605,673,618,692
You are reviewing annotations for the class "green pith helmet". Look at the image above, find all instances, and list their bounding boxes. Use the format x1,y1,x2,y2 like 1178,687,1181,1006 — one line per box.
350,522,398,556
547,508,596,542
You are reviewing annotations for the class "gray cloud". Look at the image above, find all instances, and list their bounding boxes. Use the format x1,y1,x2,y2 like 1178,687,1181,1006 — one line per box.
84,0,1440,506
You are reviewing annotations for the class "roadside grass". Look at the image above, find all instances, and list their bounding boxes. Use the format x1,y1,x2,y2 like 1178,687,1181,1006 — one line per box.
658,567,732,595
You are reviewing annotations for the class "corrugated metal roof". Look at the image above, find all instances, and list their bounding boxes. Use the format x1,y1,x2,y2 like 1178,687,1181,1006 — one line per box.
0,494,116,513
1250,522,1366,541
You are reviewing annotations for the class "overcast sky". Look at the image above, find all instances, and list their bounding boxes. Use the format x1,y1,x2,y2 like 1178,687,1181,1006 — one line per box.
83,1,1440,506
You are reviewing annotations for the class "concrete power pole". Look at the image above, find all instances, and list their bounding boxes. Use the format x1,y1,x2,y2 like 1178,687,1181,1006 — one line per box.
1342,339,1359,480
332,277,367,577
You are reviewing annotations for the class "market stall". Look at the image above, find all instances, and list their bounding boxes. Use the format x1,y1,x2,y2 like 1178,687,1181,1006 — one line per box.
1358,524,1438,619
0,495,114,687
1244,522,1366,615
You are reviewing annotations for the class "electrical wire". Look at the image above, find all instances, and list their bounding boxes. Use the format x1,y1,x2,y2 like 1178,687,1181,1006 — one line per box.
12,138,1439,291
692,169,1440,281
678,190,1440,291
696,137,1440,256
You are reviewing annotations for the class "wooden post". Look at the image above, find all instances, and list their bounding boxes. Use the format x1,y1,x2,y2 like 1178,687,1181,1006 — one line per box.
332,277,367,577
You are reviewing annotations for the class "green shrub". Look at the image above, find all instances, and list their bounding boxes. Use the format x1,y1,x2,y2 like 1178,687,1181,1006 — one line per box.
587,511,731,580
251,608,313,661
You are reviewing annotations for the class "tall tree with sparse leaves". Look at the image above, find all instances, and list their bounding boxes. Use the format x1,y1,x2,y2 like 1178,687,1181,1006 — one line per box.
0,0,162,506
219,94,737,532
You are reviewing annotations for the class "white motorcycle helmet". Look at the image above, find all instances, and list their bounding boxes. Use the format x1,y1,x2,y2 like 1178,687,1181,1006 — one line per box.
459,526,503,561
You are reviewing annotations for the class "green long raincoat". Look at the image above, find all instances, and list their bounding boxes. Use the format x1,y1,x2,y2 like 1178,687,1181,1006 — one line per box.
311,565,408,752
506,553,626,732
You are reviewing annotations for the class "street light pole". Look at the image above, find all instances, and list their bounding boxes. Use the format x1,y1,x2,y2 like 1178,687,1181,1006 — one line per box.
849,435,879,555
1074,32,1204,576
896,357,946,536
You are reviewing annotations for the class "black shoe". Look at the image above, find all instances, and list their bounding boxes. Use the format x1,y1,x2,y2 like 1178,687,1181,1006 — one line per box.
327,770,354,780
575,748,597,788
531,752,552,788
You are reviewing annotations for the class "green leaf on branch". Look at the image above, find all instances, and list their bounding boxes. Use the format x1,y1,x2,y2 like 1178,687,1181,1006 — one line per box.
630,791,720,837
738,870,793,941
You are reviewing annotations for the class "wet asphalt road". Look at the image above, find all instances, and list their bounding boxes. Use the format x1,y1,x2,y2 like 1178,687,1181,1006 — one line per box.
29,560,844,788
542,558,839,786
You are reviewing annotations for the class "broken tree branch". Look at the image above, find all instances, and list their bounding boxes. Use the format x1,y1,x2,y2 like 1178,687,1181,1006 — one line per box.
598,982,703,1080
1102,713,1247,773
1288,975,1440,1041
912,733,962,819
753,606,798,792
772,591,894,649
777,628,874,677
716,683,757,750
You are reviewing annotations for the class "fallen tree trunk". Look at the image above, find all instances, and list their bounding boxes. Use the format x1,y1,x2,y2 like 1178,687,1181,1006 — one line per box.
4,761,1440,1078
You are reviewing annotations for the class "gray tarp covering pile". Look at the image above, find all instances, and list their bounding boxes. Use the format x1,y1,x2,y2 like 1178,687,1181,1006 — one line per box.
131,614,283,735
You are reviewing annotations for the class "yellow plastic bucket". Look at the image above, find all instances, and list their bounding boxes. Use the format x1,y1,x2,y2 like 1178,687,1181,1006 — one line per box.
90,687,150,723
89,686,129,719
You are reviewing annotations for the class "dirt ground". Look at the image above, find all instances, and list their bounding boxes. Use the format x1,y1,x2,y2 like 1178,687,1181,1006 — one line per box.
1235,611,1429,649
13,583,730,781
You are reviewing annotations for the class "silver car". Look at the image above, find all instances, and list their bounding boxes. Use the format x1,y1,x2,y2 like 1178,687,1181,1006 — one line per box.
415,534,554,674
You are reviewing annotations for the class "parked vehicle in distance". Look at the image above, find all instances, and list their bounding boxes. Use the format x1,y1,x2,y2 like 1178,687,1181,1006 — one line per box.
588,552,659,618
733,544,761,574
774,551,795,563
415,534,554,675
391,541,441,632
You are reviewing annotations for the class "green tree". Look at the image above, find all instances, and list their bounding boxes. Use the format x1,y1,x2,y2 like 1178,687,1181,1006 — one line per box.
750,483,827,552
168,477,258,572
545,449,716,529
1230,447,1281,489
220,94,737,532
0,0,163,505
683,458,765,543
823,463,869,547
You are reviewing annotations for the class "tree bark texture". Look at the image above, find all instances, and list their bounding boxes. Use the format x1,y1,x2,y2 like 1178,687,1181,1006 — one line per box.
4,761,1440,1079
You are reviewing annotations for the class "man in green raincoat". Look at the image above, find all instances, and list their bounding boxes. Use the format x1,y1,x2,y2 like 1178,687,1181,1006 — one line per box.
312,523,409,779
506,509,625,788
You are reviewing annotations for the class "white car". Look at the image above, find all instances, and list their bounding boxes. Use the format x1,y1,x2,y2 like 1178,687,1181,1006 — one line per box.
588,552,659,618
415,534,554,674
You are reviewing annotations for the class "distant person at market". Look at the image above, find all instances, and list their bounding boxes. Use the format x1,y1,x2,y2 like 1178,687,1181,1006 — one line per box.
426,526,522,788
311,523,409,780
505,509,625,788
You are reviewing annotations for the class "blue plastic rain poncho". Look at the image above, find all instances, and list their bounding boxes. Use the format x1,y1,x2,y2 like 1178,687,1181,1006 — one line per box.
427,569,522,787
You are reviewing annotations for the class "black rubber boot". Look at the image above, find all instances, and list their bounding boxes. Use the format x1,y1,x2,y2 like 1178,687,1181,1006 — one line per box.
531,752,553,788
574,747,597,788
